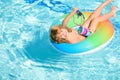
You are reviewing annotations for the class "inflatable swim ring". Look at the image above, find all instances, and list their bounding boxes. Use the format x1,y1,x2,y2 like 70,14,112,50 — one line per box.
50,12,114,54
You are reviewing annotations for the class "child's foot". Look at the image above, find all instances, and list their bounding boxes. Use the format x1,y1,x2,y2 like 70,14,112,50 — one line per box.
111,6,116,17
103,0,112,6
105,0,112,3
105,0,113,4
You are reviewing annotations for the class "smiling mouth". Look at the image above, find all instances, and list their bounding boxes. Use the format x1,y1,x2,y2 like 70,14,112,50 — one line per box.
60,30,68,38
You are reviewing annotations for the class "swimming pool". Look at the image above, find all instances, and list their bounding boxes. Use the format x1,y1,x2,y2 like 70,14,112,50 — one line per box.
0,0,120,80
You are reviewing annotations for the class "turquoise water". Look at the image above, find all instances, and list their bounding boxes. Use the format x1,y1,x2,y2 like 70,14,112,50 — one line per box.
0,0,120,80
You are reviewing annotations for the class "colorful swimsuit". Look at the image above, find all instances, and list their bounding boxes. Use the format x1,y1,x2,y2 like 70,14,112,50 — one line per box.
74,26,91,37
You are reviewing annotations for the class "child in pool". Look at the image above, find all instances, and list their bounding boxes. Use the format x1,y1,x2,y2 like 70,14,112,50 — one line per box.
50,0,116,44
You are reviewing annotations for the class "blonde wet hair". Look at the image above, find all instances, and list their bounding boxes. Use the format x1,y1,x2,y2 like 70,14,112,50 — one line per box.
50,25,72,43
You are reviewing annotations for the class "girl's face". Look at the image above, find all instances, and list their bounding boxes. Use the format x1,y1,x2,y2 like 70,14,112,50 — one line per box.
59,28,68,39
59,28,78,39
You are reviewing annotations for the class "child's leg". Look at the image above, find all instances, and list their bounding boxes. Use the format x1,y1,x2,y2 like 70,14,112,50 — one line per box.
82,0,112,28
89,6,116,33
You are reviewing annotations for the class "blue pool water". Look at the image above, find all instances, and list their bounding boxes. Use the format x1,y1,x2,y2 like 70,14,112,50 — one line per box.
0,0,120,80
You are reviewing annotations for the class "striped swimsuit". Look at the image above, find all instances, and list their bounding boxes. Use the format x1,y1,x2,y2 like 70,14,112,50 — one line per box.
74,26,91,37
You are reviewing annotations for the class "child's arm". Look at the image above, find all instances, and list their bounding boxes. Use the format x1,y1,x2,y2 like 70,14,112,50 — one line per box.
62,8,78,27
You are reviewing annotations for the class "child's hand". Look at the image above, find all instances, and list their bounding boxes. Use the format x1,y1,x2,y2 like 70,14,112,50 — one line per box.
72,8,78,12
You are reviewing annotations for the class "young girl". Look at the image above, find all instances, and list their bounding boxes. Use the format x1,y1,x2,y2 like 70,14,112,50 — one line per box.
50,0,116,44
